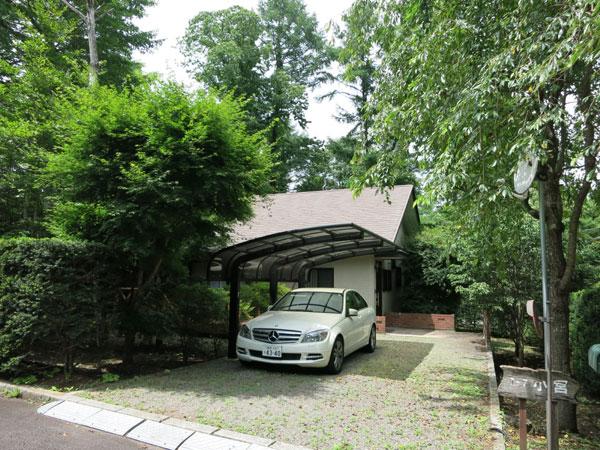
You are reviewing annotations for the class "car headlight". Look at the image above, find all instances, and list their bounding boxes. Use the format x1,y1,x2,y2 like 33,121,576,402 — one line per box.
239,324,251,339
301,329,329,343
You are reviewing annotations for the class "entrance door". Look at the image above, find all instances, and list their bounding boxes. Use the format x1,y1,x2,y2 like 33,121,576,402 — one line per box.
375,262,383,316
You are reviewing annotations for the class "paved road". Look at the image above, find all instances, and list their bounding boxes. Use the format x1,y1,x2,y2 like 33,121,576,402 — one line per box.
0,397,160,450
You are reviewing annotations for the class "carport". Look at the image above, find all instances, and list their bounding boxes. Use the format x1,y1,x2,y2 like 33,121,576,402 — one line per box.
206,223,407,358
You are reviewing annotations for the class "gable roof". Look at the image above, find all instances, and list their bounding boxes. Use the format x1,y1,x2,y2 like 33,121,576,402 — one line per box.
231,185,416,245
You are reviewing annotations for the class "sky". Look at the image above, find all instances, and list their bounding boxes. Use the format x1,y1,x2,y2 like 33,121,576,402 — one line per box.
134,0,355,141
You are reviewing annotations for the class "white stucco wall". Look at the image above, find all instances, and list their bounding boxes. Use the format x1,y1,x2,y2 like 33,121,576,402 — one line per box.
315,255,376,309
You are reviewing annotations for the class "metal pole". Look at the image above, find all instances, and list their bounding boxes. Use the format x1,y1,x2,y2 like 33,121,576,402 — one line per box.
539,181,557,450
227,266,240,359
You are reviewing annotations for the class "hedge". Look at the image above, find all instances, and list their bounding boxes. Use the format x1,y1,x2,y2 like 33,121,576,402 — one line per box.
570,286,600,396
0,238,110,376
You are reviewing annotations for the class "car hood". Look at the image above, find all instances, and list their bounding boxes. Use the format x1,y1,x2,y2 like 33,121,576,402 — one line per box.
247,311,342,332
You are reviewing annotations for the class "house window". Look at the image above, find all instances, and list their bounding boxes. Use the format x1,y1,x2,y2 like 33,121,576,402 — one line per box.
308,268,334,288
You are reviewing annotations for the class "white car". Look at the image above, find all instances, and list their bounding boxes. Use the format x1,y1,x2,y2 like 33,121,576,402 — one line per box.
236,288,376,373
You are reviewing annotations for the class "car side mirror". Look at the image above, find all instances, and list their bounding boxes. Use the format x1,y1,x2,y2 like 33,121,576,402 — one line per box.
348,308,358,317
267,305,273,311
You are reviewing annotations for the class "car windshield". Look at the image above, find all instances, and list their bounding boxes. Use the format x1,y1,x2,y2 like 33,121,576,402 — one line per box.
271,291,343,314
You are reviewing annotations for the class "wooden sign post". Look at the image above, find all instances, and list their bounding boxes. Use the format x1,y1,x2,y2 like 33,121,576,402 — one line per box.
498,365,579,449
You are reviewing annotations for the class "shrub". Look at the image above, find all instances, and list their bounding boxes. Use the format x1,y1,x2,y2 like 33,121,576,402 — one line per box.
12,374,37,385
570,286,600,397
167,283,229,363
100,373,120,383
239,282,290,316
0,238,111,377
3,388,21,398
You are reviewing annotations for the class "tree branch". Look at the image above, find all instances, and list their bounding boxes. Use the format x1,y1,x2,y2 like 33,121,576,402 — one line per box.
523,199,540,220
96,3,113,19
60,0,86,22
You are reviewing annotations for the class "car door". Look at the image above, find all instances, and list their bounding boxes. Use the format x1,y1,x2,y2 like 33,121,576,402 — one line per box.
345,291,364,352
354,291,372,344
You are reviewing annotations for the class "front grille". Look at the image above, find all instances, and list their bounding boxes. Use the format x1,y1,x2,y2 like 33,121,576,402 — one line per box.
252,328,302,344
249,350,301,361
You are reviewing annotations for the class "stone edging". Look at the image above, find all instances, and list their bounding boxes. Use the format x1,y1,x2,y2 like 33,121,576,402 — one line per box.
486,348,506,450
0,380,64,403
0,380,310,450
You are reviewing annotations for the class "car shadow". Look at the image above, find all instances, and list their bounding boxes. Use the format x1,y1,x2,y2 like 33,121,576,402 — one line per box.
240,339,434,382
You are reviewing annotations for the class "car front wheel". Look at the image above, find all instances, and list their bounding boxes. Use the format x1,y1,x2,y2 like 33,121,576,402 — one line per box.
365,325,376,353
326,336,344,374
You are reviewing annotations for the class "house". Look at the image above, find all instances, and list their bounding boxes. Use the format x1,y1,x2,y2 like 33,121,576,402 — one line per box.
206,185,420,357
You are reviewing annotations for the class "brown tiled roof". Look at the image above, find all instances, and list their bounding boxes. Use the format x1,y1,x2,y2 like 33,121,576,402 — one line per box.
231,185,415,245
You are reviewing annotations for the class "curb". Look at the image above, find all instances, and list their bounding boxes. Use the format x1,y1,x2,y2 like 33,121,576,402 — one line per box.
1,380,311,450
486,348,506,450
0,380,64,403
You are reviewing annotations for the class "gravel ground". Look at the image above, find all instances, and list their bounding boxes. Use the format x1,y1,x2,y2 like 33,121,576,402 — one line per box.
82,332,493,450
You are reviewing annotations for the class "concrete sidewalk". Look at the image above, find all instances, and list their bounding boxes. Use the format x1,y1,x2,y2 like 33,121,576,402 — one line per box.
37,396,309,450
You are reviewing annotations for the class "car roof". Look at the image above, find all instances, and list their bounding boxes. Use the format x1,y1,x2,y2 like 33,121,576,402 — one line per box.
291,287,347,294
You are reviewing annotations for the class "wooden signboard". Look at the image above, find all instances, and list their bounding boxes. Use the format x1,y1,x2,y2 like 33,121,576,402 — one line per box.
498,365,579,403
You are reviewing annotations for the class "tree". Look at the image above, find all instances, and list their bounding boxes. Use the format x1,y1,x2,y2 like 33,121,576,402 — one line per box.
181,1,331,190
362,0,599,429
57,0,156,86
446,204,541,363
180,6,264,126
294,136,355,191
45,82,271,363
0,2,84,237
0,0,156,237
322,0,378,151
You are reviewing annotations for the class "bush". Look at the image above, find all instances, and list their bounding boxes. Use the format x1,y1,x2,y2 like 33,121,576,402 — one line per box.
0,238,111,376
100,373,120,383
167,283,230,363
239,282,290,316
570,286,600,397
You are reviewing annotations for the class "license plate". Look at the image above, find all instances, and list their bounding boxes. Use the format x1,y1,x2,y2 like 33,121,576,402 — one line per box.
262,345,282,358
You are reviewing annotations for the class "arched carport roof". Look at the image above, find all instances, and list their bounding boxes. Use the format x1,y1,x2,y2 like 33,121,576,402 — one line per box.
208,223,407,282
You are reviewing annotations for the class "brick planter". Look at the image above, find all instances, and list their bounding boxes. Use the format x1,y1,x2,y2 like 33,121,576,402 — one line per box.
385,313,455,330
375,316,386,333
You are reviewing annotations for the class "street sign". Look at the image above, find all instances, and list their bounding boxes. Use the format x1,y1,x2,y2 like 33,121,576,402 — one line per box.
514,155,539,195
498,365,579,403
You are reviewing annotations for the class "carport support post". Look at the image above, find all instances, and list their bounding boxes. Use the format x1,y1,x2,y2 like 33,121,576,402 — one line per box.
269,275,278,305
227,265,240,359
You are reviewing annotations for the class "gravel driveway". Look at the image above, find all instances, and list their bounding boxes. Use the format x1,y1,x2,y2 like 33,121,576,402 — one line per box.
82,331,493,450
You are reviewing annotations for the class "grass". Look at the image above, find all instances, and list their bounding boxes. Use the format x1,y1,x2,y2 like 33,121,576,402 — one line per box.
492,338,600,450
79,332,494,450
2,387,21,398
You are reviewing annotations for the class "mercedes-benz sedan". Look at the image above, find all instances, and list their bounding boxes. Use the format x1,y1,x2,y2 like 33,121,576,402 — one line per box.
236,288,376,373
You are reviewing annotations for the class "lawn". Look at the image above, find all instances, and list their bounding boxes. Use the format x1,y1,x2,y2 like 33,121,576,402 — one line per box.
492,338,600,450
79,332,493,450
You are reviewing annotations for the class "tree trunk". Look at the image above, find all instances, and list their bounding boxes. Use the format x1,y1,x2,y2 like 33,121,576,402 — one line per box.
181,337,189,365
64,349,73,380
123,330,135,365
543,178,578,432
482,309,491,347
86,0,98,86
550,286,577,431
